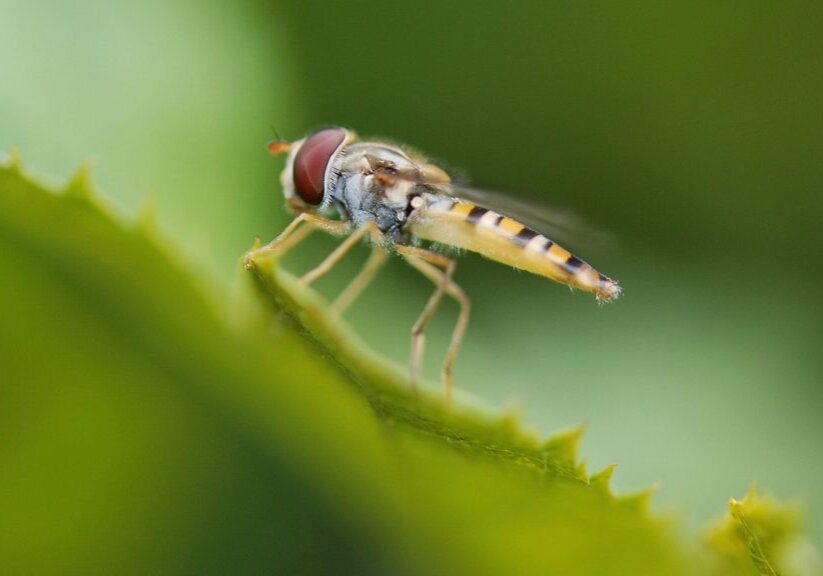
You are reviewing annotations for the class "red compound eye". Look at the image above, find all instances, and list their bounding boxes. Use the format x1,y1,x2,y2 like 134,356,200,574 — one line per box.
292,128,346,205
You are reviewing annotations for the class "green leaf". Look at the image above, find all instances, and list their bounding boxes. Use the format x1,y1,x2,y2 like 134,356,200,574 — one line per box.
0,155,814,575
706,486,822,576
243,243,598,484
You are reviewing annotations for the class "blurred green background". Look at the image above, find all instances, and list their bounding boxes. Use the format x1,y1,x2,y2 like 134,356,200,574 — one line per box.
2,0,821,548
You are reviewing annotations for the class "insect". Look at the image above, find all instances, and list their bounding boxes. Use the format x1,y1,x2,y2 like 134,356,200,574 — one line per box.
250,127,621,400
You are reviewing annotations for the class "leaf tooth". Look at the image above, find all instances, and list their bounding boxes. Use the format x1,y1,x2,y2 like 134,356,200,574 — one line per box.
1,148,22,172
617,486,658,513
590,463,617,492
136,193,159,235
542,424,585,464
63,159,97,201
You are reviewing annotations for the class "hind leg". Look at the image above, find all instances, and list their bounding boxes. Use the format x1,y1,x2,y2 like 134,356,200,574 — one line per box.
396,246,470,401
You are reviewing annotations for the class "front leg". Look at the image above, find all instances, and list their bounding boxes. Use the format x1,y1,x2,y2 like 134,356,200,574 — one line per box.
244,212,349,269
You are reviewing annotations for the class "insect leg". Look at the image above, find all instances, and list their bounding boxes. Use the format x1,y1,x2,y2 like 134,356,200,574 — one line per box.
244,212,349,268
330,228,387,316
272,221,317,255
299,222,379,287
396,246,470,401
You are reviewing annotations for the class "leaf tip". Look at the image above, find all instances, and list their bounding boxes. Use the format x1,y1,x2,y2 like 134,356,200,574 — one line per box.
243,242,279,272
706,484,816,576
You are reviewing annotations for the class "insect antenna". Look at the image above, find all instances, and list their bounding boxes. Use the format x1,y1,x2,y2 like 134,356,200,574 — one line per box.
267,125,291,155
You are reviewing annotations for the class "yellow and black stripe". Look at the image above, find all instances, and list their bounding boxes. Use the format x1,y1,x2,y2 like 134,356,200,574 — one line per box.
414,201,621,300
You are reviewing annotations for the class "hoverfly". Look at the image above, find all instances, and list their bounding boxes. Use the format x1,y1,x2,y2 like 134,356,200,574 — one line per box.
249,127,621,400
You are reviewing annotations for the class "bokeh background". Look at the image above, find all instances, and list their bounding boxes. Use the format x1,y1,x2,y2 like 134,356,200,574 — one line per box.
2,0,821,546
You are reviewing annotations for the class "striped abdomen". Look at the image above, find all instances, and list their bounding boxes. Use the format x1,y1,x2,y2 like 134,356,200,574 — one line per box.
407,199,621,301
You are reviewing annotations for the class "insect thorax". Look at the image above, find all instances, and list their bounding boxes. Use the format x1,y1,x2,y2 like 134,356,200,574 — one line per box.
330,172,423,242
328,144,444,243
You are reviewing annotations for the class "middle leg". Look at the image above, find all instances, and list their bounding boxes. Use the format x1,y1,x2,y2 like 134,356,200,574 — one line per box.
299,221,380,287
299,222,389,317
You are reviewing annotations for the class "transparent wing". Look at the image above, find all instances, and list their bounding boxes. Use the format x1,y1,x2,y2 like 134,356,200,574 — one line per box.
375,163,617,253
448,184,614,249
